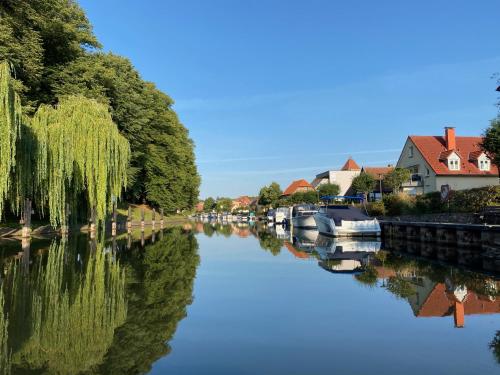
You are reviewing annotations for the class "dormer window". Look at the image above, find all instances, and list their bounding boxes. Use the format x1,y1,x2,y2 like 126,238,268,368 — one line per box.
448,158,460,171
479,158,491,171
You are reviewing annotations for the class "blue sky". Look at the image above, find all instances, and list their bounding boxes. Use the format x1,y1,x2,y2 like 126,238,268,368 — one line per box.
79,0,500,199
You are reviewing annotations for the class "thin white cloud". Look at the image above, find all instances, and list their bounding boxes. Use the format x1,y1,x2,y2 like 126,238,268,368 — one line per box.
197,148,401,164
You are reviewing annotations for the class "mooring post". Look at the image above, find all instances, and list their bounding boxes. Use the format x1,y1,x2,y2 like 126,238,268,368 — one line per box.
127,205,132,233
22,198,32,239
127,232,132,250
160,208,164,229
89,207,96,239
141,207,145,232
22,236,30,272
152,208,156,230
152,229,156,244
112,203,117,236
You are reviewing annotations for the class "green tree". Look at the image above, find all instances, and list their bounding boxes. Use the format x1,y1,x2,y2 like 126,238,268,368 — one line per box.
216,197,233,213
482,117,500,172
351,173,376,197
384,168,411,192
289,191,318,204
203,197,215,212
52,53,200,211
258,182,282,207
317,183,340,198
0,0,100,109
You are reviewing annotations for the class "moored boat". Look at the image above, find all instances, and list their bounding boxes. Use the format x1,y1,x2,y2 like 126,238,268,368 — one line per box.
313,205,380,237
291,204,318,228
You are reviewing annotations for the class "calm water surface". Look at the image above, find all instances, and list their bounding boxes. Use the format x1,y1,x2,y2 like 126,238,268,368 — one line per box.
0,222,499,374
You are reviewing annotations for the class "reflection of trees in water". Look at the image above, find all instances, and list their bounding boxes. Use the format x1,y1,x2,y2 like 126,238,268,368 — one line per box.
98,228,199,374
258,231,282,256
0,288,10,375
1,239,126,374
490,331,500,364
354,266,378,287
202,223,215,237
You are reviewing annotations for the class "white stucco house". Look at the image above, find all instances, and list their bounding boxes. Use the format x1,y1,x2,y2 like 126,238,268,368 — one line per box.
396,127,499,195
312,158,361,196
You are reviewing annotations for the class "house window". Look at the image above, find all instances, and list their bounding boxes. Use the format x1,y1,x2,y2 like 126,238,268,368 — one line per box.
479,159,490,171
408,146,414,158
426,168,430,176
448,158,460,171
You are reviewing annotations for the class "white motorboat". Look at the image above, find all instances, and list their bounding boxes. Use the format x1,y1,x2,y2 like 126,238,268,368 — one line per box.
291,204,318,228
275,207,291,225
313,205,381,237
266,209,275,223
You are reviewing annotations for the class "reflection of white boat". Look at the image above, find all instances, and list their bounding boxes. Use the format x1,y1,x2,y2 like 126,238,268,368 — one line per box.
291,205,318,228
315,235,381,274
275,224,289,240
292,228,318,252
293,228,318,251
314,205,380,237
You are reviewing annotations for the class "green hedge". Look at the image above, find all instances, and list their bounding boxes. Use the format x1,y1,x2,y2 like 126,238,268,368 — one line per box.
377,186,500,216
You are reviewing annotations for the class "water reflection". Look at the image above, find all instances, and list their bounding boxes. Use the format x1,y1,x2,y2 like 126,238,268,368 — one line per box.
0,228,199,374
190,220,500,366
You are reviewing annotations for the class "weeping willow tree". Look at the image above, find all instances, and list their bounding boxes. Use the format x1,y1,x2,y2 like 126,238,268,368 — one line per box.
2,239,127,373
29,97,130,226
0,61,22,219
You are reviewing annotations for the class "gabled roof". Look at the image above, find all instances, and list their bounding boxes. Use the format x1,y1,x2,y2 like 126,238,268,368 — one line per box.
468,150,485,161
409,135,498,176
362,167,394,179
341,158,361,171
416,283,500,318
283,179,315,196
233,196,252,206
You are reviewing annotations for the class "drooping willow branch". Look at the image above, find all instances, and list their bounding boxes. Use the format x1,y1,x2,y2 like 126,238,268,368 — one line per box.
0,60,130,227
31,97,130,227
0,61,22,218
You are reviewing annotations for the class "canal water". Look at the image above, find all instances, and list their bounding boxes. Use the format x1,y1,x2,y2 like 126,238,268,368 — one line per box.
0,222,499,374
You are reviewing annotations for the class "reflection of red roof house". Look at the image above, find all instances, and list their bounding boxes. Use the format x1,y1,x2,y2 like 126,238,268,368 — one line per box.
284,242,310,259
195,201,204,212
283,179,315,196
415,283,500,328
341,158,361,171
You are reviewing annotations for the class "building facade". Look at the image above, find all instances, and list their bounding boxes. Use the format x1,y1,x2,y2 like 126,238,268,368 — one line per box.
312,158,361,196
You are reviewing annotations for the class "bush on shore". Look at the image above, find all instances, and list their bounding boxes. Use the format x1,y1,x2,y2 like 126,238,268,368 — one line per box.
369,186,500,217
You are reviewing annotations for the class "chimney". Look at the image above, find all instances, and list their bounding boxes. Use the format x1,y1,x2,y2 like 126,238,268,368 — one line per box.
454,301,465,328
445,127,456,151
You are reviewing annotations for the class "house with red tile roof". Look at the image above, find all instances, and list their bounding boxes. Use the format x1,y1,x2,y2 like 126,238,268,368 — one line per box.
361,166,395,200
232,196,252,210
282,179,315,196
396,127,499,194
312,158,361,196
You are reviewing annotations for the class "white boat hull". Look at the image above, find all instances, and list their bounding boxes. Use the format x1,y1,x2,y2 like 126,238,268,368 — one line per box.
313,214,381,237
291,215,317,229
